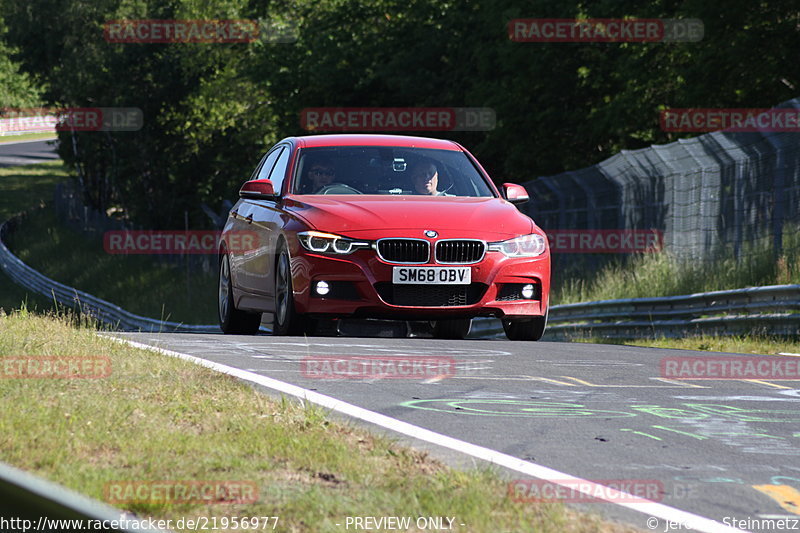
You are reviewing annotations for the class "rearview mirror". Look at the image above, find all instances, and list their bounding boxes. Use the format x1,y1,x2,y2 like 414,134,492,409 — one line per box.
239,179,276,200
502,183,529,204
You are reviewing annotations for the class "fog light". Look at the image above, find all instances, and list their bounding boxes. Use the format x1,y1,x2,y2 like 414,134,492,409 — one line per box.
315,281,330,296
521,284,535,299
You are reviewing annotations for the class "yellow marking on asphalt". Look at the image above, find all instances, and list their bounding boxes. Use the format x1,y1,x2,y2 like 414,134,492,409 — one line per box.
620,428,662,440
560,376,702,388
651,425,708,440
651,378,709,388
742,379,793,390
452,375,577,386
753,484,800,515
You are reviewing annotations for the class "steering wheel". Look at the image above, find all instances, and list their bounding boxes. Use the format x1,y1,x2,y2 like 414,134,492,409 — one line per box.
316,183,363,195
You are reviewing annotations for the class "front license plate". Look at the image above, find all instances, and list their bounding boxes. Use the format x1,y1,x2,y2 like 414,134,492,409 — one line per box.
392,266,471,285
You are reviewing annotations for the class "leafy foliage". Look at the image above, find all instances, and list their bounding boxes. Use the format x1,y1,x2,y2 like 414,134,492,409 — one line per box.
0,20,42,108
1,0,798,227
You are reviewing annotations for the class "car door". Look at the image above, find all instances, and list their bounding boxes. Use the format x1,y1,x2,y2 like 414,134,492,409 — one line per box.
238,144,292,305
232,146,284,297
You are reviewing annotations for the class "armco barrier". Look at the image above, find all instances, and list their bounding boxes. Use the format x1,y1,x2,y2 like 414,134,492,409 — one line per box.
2,214,798,338
0,461,167,532
546,285,800,339
0,114,57,136
0,216,220,332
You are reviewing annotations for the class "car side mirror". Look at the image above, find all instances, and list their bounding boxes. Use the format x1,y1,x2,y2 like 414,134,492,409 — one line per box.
239,179,276,200
502,183,529,205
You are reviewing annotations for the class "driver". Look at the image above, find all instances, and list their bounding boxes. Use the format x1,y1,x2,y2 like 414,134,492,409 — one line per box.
299,158,336,194
410,159,451,196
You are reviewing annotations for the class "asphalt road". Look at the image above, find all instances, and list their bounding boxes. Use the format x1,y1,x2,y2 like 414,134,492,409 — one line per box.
112,331,800,532
0,138,59,167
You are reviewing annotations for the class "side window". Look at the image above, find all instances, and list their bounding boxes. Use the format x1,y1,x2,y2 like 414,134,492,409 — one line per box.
255,147,283,180
268,147,292,194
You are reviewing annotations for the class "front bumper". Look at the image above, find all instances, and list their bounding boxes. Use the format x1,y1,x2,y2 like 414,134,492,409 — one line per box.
290,243,550,319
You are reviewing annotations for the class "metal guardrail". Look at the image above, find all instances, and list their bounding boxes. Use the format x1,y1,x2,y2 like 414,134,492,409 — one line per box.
545,285,800,339
0,115,57,136
2,213,799,338
0,461,166,532
0,216,219,333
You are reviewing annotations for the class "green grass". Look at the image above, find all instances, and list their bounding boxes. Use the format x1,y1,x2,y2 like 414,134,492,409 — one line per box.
1,161,217,324
579,335,800,356
0,132,57,143
553,232,800,305
0,311,634,533
551,233,800,354
6,208,218,324
0,161,67,221
0,162,70,314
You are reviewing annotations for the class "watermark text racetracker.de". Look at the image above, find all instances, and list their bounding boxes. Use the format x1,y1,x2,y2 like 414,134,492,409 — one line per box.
661,108,800,132
508,479,664,503
0,107,143,134
0,514,279,532
103,230,259,255
103,480,258,504
661,356,800,380
508,18,703,43
0,356,111,379
103,18,298,43
546,229,663,253
302,356,457,380
300,107,496,132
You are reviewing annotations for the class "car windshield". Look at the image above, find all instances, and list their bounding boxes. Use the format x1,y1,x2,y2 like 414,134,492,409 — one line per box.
292,146,495,197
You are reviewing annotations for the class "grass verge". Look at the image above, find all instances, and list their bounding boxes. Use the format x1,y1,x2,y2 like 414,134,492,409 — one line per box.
0,133,57,144
0,311,634,533
553,233,800,305
1,162,216,324
6,208,217,324
579,335,800,356
0,162,70,314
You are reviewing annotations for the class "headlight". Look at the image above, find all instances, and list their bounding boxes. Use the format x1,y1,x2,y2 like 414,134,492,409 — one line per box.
488,234,547,257
297,231,370,255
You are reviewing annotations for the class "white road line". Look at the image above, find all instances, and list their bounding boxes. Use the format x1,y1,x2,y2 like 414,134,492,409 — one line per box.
105,335,746,533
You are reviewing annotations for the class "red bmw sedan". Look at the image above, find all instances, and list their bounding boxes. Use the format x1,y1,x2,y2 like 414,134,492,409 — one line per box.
218,134,550,340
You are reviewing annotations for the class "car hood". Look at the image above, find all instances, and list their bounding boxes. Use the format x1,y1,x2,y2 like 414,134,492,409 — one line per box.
285,195,535,240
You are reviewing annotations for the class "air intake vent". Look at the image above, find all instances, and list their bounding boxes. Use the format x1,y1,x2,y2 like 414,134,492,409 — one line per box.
377,239,429,264
435,240,485,264
375,283,487,307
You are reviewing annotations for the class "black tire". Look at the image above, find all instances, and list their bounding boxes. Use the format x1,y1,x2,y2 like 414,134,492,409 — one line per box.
272,242,310,336
432,318,472,339
503,308,548,341
218,253,262,334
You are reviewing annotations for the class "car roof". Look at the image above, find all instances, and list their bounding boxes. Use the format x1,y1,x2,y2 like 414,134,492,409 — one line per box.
292,134,462,151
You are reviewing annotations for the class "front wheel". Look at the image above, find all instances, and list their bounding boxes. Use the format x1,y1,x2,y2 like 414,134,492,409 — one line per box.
502,309,548,341
272,243,310,336
432,318,472,339
218,253,262,334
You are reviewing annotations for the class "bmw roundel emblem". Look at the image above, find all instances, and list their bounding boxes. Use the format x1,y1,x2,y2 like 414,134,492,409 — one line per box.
424,230,438,238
